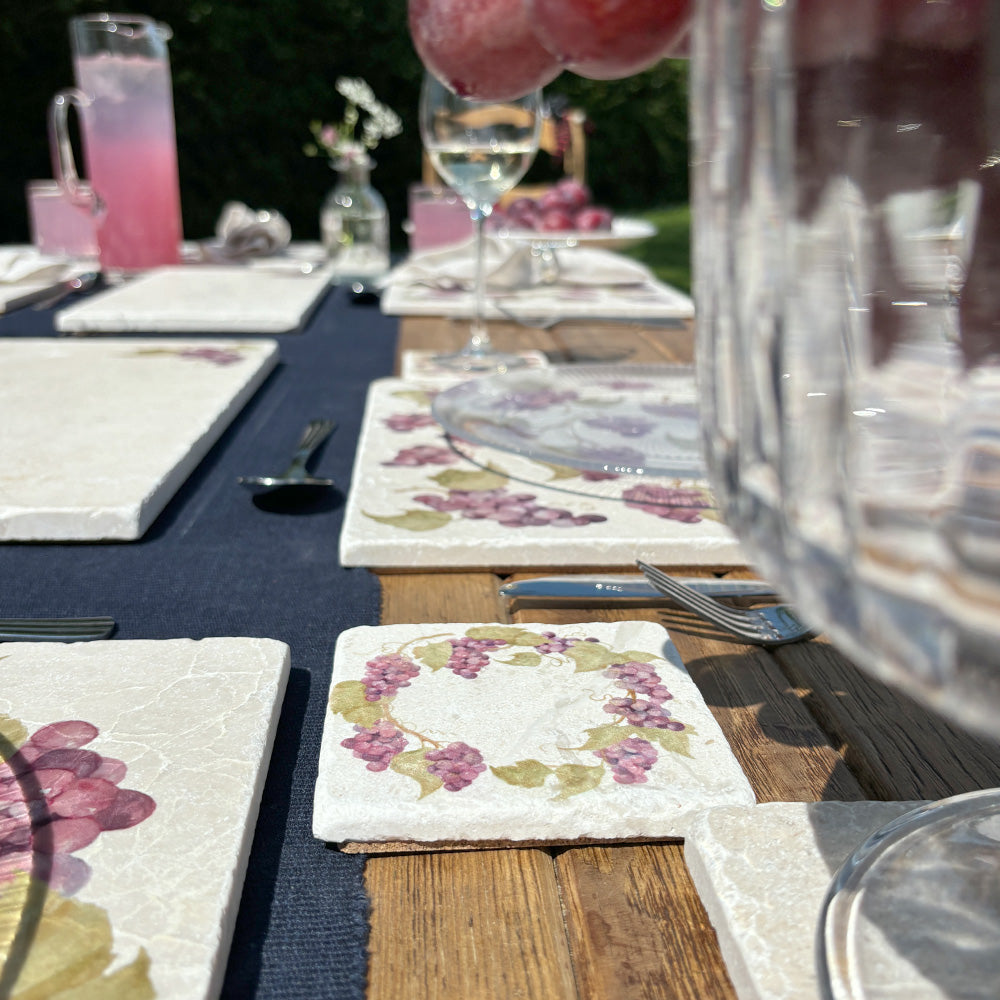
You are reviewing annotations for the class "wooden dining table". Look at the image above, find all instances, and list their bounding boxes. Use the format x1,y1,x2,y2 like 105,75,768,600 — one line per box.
359,313,1000,1000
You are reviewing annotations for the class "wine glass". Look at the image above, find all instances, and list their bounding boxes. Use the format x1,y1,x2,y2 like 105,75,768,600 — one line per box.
691,1,1000,997
419,71,541,372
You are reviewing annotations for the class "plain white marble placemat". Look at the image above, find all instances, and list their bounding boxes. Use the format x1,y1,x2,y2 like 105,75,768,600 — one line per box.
684,802,928,1000
0,637,290,1000
0,338,278,541
313,620,754,845
55,263,336,334
338,376,743,568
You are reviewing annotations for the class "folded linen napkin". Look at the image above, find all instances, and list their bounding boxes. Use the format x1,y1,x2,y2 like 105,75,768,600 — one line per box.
201,201,293,260
381,236,654,293
0,247,74,285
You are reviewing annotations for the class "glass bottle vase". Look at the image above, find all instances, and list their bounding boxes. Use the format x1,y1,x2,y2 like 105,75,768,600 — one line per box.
320,157,389,282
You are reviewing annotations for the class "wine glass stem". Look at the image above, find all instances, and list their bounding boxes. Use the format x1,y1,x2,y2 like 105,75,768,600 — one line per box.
469,208,492,356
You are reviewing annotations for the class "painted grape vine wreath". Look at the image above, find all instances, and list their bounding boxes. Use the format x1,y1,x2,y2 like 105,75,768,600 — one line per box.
330,626,695,799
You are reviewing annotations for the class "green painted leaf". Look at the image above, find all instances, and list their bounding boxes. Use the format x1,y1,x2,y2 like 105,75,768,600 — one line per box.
539,462,584,481
413,640,452,671
553,763,605,799
700,508,722,522
490,759,553,788
329,680,383,727
364,509,451,532
0,874,156,998
499,651,542,667
632,724,694,758
565,642,619,672
619,649,659,663
464,626,546,646
429,467,509,491
573,723,631,752
390,748,443,798
0,714,27,756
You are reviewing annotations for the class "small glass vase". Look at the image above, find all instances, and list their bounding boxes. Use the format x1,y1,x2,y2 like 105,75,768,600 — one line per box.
320,156,389,284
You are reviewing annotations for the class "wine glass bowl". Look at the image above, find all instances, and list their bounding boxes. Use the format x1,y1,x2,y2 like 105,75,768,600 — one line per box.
691,1,1000,995
419,71,541,371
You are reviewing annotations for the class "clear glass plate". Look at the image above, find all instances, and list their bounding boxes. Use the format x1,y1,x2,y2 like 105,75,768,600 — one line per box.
818,788,1000,1000
431,363,706,478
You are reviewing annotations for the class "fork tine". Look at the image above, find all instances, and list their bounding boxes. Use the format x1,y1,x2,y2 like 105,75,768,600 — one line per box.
636,562,760,633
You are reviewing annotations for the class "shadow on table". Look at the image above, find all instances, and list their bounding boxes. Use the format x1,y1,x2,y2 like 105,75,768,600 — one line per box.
220,666,310,996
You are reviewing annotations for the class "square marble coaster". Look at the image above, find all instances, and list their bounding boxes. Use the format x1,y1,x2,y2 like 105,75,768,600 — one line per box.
338,377,744,568
313,621,754,845
0,338,277,540
684,802,926,1000
0,637,290,1000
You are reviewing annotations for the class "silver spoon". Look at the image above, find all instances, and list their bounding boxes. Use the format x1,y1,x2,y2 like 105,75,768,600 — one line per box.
237,419,336,495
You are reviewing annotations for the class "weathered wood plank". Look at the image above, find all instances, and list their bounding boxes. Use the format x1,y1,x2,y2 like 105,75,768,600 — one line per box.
365,848,577,1000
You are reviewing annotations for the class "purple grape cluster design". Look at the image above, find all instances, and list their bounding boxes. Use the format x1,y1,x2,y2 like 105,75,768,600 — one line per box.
330,627,693,799
366,388,719,535
0,719,156,896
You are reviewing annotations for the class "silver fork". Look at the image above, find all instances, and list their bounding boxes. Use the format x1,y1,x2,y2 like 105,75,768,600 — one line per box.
0,617,115,642
636,562,814,646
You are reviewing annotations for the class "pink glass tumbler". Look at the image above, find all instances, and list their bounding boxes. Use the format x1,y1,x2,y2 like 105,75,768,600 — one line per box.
48,13,183,272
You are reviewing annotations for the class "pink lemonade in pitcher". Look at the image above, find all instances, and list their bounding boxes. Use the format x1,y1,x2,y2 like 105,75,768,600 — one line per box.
75,52,183,270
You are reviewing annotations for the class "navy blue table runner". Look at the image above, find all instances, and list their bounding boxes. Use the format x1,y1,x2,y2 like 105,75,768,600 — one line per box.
0,287,399,998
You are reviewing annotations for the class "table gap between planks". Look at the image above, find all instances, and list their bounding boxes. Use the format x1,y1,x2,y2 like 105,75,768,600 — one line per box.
358,317,1000,1000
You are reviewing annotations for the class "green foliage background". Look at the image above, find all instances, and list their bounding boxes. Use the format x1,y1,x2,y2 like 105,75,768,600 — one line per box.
1,1,688,251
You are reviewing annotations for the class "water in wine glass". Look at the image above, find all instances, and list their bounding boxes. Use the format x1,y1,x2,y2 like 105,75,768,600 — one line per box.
419,71,541,372
428,142,537,210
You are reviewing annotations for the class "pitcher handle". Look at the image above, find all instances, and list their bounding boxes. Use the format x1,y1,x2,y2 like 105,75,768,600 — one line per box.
48,87,98,213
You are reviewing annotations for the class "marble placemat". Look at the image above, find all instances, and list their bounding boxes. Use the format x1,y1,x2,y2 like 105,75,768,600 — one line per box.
0,637,290,1000
55,263,336,334
0,338,278,541
684,801,927,1000
381,273,694,321
338,377,744,568
313,620,754,845
399,348,550,381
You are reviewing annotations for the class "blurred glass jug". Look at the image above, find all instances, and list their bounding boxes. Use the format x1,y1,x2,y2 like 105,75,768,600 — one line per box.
49,13,183,272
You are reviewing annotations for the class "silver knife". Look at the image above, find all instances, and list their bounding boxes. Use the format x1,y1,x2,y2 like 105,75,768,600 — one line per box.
499,575,774,600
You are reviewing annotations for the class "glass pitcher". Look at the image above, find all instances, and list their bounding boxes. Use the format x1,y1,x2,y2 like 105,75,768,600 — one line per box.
49,13,183,272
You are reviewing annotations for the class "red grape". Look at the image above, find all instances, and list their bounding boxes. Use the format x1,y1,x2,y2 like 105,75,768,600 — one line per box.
526,0,691,80
575,206,612,231
409,0,562,101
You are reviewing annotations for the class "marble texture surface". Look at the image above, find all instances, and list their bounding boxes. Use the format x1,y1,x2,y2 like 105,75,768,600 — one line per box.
339,377,743,568
313,621,754,845
55,263,336,333
684,802,926,1000
0,637,290,1000
0,338,278,540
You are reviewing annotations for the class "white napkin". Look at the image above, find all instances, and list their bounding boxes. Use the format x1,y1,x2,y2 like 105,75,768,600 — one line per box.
192,202,293,261
0,248,73,286
381,236,654,293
